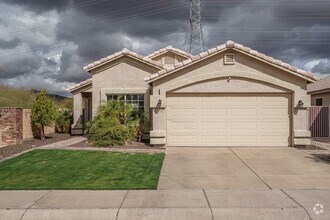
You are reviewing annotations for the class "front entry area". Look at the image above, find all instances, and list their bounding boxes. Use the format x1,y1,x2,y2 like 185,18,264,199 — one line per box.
167,93,291,147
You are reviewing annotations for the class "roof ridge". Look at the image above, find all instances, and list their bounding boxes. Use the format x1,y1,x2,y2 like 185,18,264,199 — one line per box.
145,46,193,59
144,40,319,82
83,48,163,72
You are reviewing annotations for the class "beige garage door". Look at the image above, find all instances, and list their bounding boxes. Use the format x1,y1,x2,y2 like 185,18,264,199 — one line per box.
167,94,291,147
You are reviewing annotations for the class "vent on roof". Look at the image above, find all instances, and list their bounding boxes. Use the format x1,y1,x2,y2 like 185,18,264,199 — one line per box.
224,53,235,65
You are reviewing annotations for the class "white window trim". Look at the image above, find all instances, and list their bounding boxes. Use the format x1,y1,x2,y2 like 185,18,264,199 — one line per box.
107,94,145,111
100,88,150,118
101,88,148,102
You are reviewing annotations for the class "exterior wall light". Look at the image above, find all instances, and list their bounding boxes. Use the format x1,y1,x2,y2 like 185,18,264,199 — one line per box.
298,100,304,108
158,100,162,107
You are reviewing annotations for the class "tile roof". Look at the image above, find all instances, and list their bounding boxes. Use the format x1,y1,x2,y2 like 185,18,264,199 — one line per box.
83,48,163,72
145,45,193,59
67,78,92,93
144,40,319,83
307,75,330,93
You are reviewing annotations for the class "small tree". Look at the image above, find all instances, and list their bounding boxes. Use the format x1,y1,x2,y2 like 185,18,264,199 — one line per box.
31,89,56,140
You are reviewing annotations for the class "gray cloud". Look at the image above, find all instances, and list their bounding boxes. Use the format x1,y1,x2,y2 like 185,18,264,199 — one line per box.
0,38,21,49
0,0,330,96
312,60,330,74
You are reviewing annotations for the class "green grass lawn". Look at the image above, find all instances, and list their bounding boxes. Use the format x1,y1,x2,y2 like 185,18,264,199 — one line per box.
0,149,165,190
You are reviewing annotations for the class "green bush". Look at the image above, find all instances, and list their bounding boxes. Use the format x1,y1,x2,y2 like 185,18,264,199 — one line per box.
55,108,72,134
85,100,147,147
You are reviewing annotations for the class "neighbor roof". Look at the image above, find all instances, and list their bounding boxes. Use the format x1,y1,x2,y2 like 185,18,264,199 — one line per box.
83,48,163,72
144,40,319,83
67,78,92,93
307,75,330,93
145,45,193,60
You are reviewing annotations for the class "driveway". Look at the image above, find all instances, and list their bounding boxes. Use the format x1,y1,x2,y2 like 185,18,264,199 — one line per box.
158,147,330,189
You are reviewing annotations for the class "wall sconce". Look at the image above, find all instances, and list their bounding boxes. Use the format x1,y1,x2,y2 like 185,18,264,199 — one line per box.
158,99,162,107
297,100,304,108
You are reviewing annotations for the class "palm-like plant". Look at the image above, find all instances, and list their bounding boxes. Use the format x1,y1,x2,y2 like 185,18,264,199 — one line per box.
85,100,148,146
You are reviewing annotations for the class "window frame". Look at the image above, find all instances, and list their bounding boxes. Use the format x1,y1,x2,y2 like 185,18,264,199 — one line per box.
107,94,145,111
315,97,323,106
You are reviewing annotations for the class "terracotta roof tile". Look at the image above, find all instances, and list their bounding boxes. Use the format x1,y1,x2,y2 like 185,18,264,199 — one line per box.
145,45,193,59
67,78,92,92
83,48,163,72
145,40,319,82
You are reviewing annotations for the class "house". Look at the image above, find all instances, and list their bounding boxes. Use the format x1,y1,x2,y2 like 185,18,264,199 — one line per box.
307,75,330,106
68,40,318,147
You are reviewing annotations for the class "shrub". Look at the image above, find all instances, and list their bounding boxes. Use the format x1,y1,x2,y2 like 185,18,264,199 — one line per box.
85,100,147,147
55,108,72,134
31,90,56,140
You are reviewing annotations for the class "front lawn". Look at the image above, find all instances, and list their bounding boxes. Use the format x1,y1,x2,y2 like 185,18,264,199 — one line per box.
0,149,165,190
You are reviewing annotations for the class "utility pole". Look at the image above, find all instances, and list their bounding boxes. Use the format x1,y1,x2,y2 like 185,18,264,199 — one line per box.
187,0,205,55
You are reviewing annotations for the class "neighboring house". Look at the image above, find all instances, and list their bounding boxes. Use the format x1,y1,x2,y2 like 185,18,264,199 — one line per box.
68,40,318,147
307,75,330,106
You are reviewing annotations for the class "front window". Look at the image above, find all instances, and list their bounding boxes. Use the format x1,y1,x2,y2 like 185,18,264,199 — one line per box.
107,94,144,111
316,98,323,106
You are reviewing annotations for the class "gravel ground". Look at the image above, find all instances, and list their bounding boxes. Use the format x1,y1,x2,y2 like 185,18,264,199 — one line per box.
69,140,164,149
0,133,73,159
312,154,330,163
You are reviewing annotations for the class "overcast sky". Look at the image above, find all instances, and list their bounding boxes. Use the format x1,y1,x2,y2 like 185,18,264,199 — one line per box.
0,0,329,96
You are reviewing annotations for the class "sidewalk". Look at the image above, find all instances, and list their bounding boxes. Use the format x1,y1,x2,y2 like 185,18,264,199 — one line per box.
0,189,329,220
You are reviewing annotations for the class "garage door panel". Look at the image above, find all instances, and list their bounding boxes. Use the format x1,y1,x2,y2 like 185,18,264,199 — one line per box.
231,108,258,116
168,122,198,130
261,122,288,130
260,109,288,116
201,135,227,144
168,108,197,117
167,94,291,147
231,135,258,144
201,122,227,129
201,108,227,116
168,135,198,144
231,122,258,129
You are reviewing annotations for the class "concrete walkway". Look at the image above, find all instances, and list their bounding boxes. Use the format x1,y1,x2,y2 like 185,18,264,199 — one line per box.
159,147,330,190
0,189,329,220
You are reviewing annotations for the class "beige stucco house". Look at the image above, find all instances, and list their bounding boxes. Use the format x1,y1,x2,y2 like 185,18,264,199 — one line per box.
68,40,318,147
308,75,330,106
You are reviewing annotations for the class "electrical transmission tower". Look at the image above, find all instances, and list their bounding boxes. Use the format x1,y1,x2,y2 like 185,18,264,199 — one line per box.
188,0,205,55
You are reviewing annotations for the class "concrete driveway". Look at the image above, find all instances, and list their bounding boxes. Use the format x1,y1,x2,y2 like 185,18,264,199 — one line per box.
158,147,330,189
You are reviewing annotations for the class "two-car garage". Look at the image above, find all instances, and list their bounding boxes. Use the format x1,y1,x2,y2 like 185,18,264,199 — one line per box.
147,42,316,147
167,93,291,147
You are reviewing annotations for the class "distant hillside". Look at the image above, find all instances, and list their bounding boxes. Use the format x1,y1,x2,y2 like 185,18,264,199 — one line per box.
0,85,35,108
30,89,68,101
0,85,70,109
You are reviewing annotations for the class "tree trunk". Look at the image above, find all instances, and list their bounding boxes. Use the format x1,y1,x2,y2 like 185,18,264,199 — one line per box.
41,125,45,141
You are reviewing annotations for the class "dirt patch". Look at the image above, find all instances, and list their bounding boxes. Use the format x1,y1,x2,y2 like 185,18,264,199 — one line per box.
69,140,164,150
312,154,330,163
0,133,73,159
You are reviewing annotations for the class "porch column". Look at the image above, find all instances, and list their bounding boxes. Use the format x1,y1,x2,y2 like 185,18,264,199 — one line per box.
71,92,84,135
